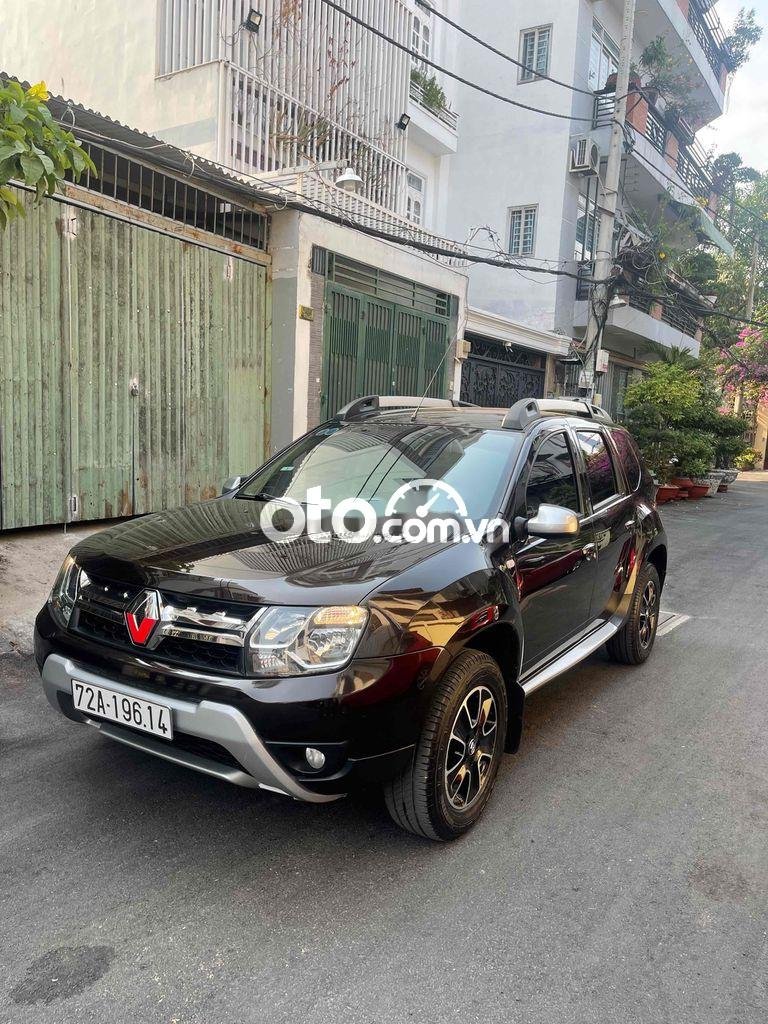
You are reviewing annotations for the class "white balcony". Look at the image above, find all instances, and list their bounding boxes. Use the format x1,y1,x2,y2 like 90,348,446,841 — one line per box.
407,78,459,156
573,294,702,357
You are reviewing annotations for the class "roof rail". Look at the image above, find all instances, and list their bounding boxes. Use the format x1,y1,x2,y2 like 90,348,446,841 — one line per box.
502,397,613,430
336,395,465,420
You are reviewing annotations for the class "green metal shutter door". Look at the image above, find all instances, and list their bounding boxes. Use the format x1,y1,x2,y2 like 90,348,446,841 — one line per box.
67,208,135,522
224,252,269,486
181,247,269,504
1,190,270,529
422,315,448,397
392,309,424,396
358,297,394,396
323,287,362,416
322,282,451,419
0,191,68,529
132,226,186,514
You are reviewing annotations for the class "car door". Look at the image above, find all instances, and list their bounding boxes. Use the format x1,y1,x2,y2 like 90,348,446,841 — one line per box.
512,428,598,671
573,428,635,621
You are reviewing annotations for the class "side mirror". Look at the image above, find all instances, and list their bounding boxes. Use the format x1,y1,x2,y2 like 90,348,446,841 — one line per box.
221,475,243,495
525,503,580,539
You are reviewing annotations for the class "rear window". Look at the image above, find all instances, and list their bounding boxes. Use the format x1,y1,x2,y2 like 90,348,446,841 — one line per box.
610,428,642,490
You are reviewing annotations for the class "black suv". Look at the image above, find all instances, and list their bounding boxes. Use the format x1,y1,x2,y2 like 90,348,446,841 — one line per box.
36,396,667,840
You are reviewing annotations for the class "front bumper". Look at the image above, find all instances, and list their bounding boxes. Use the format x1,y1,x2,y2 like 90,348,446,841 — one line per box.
42,653,345,802
45,651,378,802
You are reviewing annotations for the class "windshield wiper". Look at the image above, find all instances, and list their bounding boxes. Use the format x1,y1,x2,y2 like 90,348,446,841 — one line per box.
236,491,306,506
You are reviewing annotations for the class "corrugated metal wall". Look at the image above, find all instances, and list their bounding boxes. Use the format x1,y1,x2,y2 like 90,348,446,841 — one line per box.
0,190,270,530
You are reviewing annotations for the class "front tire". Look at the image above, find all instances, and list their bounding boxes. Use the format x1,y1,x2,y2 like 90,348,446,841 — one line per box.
384,650,508,841
606,563,661,665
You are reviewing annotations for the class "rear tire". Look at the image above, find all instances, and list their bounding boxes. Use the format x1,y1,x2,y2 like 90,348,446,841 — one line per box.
606,563,661,665
384,650,508,841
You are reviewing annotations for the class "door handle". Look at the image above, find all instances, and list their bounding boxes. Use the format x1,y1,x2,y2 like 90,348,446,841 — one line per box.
582,542,597,560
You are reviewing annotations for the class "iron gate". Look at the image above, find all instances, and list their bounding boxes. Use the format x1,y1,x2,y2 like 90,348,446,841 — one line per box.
0,189,269,530
460,337,545,407
321,283,449,419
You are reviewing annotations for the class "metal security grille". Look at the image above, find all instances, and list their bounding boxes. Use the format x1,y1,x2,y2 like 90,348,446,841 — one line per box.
322,284,450,419
325,252,452,317
66,142,268,250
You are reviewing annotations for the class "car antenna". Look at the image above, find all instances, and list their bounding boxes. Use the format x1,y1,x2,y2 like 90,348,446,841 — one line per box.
410,332,458,422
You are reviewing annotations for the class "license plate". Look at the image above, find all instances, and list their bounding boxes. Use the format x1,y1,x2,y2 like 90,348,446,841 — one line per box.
72,680,173,739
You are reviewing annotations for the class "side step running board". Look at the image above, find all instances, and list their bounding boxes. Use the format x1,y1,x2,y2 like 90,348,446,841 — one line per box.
521,620,620,696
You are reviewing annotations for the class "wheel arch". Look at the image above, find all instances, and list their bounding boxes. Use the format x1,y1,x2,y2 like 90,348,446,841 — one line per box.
462,622,525,754
646,542,667,588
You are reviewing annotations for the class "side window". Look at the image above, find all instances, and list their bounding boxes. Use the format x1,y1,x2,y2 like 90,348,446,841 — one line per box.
609,428,642,491
576,430,620,506
525,432,581,517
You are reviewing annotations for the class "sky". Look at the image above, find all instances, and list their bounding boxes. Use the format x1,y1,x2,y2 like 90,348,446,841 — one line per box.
699,0,768,172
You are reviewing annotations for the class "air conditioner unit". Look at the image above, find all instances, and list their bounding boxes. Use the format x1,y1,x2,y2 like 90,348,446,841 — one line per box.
569,137,601,175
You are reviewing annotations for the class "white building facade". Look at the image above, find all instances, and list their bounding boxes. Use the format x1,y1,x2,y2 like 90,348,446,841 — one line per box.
1,0,736,420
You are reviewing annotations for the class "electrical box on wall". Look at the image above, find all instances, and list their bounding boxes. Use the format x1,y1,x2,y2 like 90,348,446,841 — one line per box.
457,339,471,360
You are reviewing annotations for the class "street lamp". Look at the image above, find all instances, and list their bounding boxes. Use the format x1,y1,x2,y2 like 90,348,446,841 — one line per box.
335,167,364,193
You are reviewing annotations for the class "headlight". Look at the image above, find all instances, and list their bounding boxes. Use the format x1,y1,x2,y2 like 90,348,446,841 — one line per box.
248,605,367,676
48,555,80,626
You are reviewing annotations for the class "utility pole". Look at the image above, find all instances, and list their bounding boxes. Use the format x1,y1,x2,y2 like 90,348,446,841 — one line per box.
582,0,636,402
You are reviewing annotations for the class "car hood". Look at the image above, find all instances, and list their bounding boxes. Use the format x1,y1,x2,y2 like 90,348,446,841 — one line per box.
71,499,456,607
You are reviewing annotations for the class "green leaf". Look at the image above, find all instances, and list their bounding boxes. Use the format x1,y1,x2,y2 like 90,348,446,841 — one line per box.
19,152,45,185
0,139,25,161
7,103,27,124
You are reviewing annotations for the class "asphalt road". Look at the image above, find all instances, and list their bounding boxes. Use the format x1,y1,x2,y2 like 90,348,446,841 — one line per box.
2,481,768,1024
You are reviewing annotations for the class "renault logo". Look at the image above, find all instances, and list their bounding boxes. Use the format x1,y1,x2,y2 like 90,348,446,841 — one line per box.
124,590,162,646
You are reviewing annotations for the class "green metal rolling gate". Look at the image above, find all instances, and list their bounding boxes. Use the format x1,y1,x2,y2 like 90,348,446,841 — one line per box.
320,255,454,419
0,189,269,530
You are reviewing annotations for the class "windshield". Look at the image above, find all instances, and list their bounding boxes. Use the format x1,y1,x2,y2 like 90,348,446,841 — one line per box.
238,420,522,520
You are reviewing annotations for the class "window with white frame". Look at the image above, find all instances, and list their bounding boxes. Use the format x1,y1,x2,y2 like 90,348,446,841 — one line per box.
575,193,597,262
508,205,537,256
588,20,619,91
412,12,431,64
519,26,551,82
406,171,426,226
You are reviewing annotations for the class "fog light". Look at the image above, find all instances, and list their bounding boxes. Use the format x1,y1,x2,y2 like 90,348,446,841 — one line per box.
305,747,326,770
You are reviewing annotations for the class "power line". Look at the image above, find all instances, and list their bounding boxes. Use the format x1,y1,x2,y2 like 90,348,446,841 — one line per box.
414,0,595,96
58,120,612,284
318,0,594,124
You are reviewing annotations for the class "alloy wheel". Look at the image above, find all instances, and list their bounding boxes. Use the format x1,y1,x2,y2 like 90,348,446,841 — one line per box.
638,579,658,649
444,685,498,810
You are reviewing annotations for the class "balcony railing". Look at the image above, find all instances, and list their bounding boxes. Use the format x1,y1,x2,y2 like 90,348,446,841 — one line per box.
593,91,713,200
576,265,702,341
409,79,459,131
687,0,729,78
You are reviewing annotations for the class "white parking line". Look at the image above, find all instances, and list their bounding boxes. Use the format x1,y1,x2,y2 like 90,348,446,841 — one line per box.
656,611,691,637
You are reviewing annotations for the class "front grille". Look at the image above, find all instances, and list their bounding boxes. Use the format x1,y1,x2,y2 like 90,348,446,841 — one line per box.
72,572,257,677
152,636,242,674
74,609,243,675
